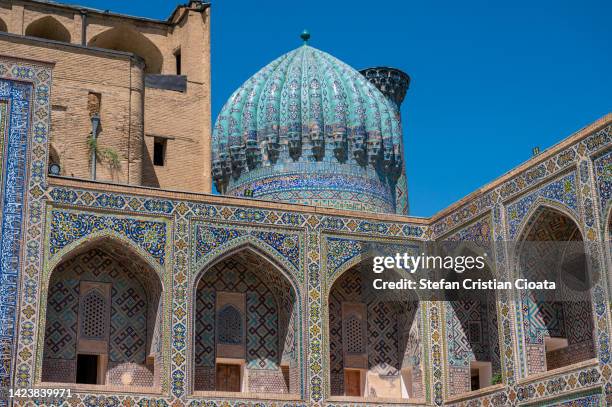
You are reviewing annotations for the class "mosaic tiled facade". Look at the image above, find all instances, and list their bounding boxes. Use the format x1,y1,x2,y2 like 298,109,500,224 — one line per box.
0,5,610,407
193,251,299,393
328,265,424,398
42,247,162,386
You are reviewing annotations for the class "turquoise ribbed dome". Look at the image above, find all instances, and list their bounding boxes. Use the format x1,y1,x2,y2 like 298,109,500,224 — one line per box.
212,43,407,214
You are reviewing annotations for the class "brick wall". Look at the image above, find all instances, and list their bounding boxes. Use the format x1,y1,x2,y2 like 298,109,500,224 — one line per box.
0,0,212,192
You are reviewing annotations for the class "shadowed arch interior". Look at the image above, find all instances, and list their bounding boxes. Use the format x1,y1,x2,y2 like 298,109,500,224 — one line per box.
193,249,300,395
517,206,595,376
0,18,7,32
88,26,163,74
444,247,502,395
25,16,71,42
328,261,423,400
41,237,163,388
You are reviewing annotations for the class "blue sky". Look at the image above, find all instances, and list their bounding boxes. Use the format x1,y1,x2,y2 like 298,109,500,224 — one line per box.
73,0,611,217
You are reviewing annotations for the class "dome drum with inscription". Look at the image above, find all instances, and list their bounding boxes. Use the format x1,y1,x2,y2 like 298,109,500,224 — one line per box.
212,33,410,214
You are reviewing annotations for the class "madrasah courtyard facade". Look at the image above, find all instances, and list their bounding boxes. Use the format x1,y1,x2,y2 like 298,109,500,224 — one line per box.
0,1,610,406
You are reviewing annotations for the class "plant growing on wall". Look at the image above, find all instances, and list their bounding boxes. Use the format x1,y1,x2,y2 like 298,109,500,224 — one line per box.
87,135,120,171
491,373,502,385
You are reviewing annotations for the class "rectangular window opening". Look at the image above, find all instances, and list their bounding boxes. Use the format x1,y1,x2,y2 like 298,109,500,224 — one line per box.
76,354,99,384
153,137,166,167
469,361,492,391
470,368,480,391
174,49,182,75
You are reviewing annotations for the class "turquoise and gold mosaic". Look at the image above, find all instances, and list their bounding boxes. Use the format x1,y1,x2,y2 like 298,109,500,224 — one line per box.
1,58,611,407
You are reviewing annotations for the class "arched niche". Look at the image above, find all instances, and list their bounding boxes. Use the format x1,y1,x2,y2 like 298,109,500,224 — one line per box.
515,205,596,376
0,18,7,32
25,16,71,42
41,237,164,389
88,26,163,74
327,260,424,401
192,246,301,396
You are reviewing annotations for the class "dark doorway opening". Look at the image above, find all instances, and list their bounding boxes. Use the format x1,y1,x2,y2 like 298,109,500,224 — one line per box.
76,354,98,384
470,369,480,391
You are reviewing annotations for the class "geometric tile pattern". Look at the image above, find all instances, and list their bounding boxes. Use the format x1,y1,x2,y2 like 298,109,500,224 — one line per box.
194,252,294,375
2,52,611,407
192,223,301,273
507,172,578,240
0,78,32,399
328,265,421,395
43,247,154,365
594,150,612,215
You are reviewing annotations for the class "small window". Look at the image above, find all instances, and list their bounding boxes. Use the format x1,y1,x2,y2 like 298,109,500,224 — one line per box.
174,49,182,75
469,361,492,391
76,354,99,384
153,138,166,166
217,305,243,345
470,368,480,391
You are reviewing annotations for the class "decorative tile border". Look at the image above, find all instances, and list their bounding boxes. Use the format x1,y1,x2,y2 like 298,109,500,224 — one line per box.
0,52,610,407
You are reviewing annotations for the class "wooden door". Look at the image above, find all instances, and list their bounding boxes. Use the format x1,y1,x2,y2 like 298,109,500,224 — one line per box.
344,369,361,397
216,364,241,392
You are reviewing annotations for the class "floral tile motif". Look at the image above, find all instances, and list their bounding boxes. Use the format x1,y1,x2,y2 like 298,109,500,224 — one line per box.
1,52,610,407
48,209,168,265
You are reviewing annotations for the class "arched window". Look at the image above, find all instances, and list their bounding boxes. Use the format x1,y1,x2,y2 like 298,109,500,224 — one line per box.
329,262,423,399
217,305,243,345
194,248,299,395
42,238,163,388
48,145,61,176
517,206,596,376
88,27,163,74
25,17,71,42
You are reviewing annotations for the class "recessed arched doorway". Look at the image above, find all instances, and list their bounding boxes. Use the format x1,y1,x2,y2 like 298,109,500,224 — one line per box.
41,237,163,389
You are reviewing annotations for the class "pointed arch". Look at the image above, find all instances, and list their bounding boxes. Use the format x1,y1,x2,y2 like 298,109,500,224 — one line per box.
514,203,595,377
513,199,582,245
25,16,71,43
191,243,303,396
88,26,163,74
326,257,424,399
194,239,301,292
46,230,165,282
40,234,166,388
